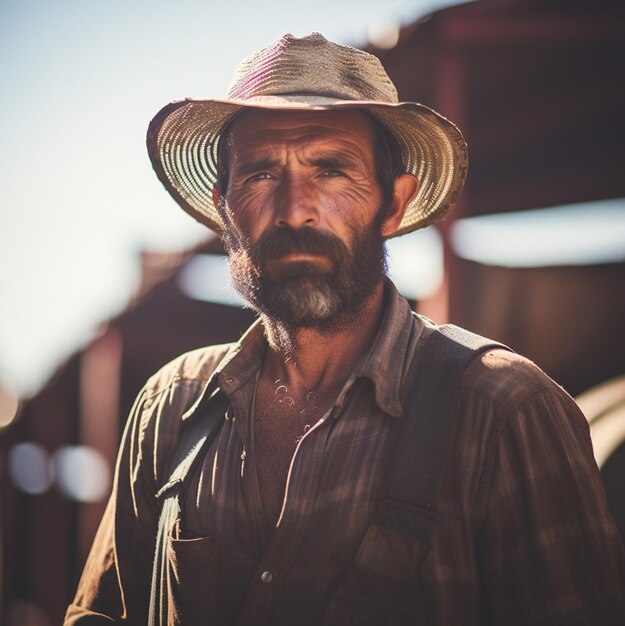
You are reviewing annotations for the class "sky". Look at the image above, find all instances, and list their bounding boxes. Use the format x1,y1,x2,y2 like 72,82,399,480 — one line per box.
2,0,624,402
0,0,465,398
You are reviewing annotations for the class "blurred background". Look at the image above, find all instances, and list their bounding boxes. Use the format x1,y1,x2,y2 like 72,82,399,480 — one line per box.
1,0,625,623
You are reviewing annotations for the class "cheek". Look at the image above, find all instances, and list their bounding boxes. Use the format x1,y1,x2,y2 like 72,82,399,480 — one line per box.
320,183,382,228
225,188,274,238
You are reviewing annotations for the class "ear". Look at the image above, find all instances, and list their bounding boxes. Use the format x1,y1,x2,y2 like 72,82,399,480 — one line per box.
211,186,222,211
380,173,420,237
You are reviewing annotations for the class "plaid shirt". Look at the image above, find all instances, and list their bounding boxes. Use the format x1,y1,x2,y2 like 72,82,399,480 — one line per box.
65,283,625,625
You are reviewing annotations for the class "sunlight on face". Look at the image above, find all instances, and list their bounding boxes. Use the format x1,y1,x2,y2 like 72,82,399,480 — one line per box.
219,109,389,330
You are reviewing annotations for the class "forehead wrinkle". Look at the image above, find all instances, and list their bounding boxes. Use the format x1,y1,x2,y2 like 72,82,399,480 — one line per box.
226,110,375,178
229,129,374,175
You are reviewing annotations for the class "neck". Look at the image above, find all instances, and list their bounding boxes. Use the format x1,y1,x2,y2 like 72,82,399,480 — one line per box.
261,281,387,393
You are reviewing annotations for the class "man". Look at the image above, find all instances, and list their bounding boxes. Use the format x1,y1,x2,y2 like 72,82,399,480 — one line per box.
65,33,625,625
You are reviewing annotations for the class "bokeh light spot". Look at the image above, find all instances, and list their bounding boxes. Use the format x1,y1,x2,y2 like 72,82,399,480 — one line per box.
53,446,111,502
8,443,53,495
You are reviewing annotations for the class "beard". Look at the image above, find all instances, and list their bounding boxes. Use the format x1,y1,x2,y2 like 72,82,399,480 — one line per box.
222,211,388,332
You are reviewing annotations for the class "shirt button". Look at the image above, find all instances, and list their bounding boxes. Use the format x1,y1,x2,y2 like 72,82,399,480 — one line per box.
260,571,273,584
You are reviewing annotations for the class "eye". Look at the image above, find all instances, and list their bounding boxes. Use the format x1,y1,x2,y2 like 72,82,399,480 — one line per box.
247,172,274,183
321,169,346,178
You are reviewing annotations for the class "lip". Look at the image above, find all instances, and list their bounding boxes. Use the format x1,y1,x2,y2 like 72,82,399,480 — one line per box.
268,252,331,268
281,252,325,262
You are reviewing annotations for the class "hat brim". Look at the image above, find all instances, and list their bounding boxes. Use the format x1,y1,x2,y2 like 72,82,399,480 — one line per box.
146,95,468,238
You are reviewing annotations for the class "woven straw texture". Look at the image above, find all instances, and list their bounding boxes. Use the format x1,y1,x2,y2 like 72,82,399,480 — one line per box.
146,33,468,237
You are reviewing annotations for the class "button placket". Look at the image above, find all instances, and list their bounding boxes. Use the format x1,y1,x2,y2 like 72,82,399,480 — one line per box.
237,409,333,623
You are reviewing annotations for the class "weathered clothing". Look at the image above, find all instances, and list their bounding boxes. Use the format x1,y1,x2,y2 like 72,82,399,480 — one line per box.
65,285,625,625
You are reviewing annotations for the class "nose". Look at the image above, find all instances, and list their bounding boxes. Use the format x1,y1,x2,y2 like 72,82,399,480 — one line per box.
273,172,320,229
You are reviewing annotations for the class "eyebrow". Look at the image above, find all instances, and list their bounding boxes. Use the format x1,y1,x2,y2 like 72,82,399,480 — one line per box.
231,157,281,179
230,151,362,179
309,155,360,171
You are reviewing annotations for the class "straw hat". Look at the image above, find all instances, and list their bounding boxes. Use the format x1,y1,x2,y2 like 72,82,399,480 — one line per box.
146,32,468,238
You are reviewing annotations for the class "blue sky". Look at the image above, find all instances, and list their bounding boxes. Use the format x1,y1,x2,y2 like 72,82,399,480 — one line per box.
0,0,462,397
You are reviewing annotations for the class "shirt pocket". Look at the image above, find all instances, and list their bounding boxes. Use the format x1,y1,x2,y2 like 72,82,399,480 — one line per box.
322,513,434,626
166,532,221,626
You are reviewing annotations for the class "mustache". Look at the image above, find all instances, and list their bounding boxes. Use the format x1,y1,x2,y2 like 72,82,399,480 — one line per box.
250,227,349,266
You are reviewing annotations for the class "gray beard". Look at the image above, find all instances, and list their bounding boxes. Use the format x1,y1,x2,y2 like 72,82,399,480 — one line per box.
223,217,388,333
252,262,347,330
269,272,339,321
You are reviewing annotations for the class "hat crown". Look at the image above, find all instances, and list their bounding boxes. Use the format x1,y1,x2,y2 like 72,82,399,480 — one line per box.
227,32,399,104
148,32,468,239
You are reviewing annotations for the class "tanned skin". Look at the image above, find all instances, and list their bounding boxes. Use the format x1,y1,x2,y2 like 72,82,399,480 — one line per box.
212,110,418,515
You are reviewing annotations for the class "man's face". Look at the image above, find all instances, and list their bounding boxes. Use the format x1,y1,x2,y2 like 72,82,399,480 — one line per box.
216,108,390,331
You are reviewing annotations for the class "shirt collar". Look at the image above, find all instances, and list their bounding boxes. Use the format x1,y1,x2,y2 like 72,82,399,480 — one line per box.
350,280,425,418
181,319,265,421
206,280,424,418
217,318,266,395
